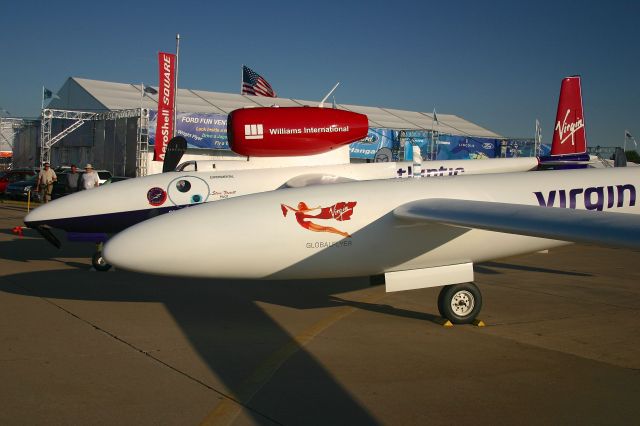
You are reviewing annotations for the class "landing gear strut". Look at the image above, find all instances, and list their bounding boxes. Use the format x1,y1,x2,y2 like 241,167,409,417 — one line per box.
437,282,482,324
92,242,112,272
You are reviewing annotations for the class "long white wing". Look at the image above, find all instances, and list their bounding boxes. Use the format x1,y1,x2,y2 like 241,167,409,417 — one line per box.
394,198,640,250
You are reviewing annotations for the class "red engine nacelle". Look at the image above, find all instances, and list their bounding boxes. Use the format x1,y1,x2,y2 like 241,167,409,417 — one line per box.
228,107,368,157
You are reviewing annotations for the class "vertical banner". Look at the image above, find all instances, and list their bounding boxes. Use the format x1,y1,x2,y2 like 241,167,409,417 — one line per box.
154,52,176,161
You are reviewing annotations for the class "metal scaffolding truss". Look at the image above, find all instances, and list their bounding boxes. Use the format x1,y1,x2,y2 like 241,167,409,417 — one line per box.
40,108,149,176
136,108,150,177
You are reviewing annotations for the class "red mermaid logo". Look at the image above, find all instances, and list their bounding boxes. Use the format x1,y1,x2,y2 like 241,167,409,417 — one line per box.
281,201,357,238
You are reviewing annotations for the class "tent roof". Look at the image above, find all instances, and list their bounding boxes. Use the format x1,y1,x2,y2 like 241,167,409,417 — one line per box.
48,77,501,138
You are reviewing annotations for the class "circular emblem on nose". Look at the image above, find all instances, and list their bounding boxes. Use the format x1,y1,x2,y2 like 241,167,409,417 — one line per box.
167,176,210,206
147,187,167,206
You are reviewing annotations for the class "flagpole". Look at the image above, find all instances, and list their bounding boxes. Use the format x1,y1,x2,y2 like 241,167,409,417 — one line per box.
174,33,180,138
431,108,437,160
537,119,540,156
241,65,244,94
624,130,627,152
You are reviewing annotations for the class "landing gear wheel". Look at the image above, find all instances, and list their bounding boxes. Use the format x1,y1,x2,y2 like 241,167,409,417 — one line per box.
92,251,112,272
437,282,482,324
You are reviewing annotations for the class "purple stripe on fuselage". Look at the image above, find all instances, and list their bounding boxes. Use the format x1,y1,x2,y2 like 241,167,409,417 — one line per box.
24,206,180,233
67,232,109,243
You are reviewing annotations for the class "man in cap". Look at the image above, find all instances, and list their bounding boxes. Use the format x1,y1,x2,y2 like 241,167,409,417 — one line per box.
81,164,100,190
35,162,57,203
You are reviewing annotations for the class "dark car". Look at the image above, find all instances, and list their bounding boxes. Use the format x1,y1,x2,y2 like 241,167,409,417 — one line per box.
95,170,113,185
6,169,118,201
51,170,115,199
4,170,77,201
51,172,79,199
5,175,41,201
0,169,37,194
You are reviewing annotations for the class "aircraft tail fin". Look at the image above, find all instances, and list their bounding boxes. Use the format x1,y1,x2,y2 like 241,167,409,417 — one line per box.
550,76,586,155
539,76,590,168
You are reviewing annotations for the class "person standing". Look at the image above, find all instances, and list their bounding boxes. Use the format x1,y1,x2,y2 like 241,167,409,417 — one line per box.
65,164,81,194
81,164,100,190
36,162,57,203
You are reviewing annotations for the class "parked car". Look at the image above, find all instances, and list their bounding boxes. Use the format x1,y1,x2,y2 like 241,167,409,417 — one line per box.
0,169,37,194
50,169,114,199
95,170,113,185
5,168,115,201
5,175,41,201
51,172,77,199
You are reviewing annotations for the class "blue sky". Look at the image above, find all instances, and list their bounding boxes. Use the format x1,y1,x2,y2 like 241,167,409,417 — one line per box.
1,0,638,147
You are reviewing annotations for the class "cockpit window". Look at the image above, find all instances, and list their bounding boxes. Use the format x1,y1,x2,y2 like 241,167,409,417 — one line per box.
176,180,191,192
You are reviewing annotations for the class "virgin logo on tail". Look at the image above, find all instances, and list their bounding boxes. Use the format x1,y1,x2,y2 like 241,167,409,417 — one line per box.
551,76,587,155
555,109,584,146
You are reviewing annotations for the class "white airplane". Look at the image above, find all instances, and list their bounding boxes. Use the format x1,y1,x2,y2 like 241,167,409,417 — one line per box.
103,167,640,324
24,155,537,262
24,142,539,264
23,76,587,271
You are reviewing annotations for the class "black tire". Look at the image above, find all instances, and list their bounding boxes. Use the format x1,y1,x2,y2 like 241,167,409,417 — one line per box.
92,251,112,272
437,283,482,324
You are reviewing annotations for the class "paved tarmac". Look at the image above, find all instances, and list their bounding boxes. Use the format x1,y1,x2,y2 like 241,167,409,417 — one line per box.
0,201,639,425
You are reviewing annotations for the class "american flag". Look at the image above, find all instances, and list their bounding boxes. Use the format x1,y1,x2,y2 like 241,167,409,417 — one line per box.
626,130,638,148
242,65,277,97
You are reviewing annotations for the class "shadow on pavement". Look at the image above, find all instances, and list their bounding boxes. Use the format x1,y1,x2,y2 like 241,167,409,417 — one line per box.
0,246,389,424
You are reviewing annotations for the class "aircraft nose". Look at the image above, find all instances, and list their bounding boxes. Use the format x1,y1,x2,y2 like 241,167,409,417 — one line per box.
24,201,56,228
103,209,209,276
103,224,152,273
103,198,257,278
104,193,302,279
23,179,149,233
103,212,191,276
23,190,97,231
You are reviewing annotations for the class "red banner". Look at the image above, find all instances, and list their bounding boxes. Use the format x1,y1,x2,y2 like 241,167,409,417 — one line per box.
155,52,176,161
